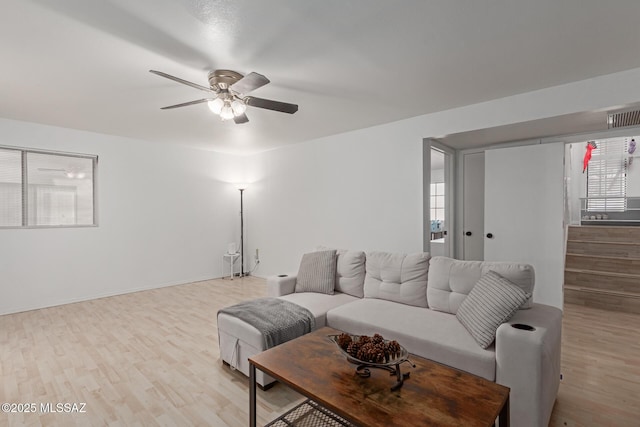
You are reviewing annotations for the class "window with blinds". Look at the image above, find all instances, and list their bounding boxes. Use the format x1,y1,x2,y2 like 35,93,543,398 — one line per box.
0,146,97,228
586,137,628,212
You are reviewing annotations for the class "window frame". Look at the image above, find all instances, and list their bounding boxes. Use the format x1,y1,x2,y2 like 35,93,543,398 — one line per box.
0,145,98,229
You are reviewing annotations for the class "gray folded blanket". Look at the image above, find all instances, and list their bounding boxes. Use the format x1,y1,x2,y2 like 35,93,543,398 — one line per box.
218,297,316,349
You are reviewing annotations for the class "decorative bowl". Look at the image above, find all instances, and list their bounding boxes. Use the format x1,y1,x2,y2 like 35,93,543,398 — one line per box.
328,333,410,368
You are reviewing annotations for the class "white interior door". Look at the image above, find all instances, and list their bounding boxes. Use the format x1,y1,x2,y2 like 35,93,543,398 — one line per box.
484,143,565,309
462,152,485,260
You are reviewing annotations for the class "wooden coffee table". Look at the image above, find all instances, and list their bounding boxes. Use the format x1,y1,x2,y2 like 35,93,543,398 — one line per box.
249,326,509,427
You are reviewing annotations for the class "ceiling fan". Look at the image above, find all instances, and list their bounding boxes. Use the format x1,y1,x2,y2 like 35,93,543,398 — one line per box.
149,69,298,124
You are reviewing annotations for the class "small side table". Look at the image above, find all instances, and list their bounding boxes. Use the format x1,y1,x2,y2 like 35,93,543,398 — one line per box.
222,253,240,280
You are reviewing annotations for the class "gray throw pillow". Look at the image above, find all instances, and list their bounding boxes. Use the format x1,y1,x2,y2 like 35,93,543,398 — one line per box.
456,270,531,349
295,250,338,295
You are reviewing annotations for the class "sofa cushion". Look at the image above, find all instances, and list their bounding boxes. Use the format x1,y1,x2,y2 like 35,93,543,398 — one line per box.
335,250,366,297
295,250,337,294
326,298,496,380
456,271,531,348
427,256,535,314
279,292,360,328
481,261,535,309
363,251,430,307
316,247,366,298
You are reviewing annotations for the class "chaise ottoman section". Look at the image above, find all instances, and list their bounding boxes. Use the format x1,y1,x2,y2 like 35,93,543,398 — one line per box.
218,292,359,388
218,313,277,388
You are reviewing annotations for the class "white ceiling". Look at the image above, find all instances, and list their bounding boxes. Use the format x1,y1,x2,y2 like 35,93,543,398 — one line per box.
3,0,640,153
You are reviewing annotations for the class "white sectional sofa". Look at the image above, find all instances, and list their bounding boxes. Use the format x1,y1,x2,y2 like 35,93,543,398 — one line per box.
218,250,562,427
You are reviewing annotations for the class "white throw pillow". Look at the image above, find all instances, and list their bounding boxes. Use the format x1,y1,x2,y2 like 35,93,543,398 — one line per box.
295,250,338,295
315,246,366,298
456,271,531,349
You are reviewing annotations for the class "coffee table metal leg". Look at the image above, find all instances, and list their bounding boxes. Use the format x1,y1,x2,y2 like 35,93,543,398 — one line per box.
250,363,256,427
498,394,510,427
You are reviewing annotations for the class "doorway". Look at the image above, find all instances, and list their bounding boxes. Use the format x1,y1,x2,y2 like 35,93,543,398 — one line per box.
424,140,454,257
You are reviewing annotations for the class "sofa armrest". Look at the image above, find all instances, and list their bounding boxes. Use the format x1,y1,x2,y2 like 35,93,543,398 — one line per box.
495,303,562,427
266,274,297,297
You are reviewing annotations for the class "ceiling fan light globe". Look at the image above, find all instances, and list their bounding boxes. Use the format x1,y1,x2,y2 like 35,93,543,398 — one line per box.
220,105,235,120
208,98,224,115
231,99,247,116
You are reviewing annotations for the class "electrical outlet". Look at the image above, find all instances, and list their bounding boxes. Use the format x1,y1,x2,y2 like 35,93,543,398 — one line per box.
255,248,260,261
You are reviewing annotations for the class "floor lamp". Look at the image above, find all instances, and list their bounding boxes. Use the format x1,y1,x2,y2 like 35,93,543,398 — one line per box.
239,187,245,277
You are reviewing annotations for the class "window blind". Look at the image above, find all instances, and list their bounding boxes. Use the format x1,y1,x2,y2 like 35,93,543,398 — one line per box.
586,137,628,212
0,146,96,227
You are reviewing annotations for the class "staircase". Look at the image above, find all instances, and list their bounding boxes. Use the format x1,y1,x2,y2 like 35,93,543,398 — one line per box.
564,225,640,314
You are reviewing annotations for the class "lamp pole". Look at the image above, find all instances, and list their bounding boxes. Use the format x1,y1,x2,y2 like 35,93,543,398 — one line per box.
239,188,245,277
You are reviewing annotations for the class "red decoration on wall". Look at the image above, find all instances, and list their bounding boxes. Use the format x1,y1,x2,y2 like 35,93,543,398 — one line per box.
583,141,597,173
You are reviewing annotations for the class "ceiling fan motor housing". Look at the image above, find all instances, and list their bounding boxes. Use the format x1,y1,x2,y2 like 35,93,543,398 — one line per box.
208,69,244,91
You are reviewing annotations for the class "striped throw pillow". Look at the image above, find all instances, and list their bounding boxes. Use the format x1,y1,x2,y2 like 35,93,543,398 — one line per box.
456,270,531,349
295,250,337,295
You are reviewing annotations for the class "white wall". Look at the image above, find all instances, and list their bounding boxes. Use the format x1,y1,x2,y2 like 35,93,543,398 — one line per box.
567,143,587,224
246,129,424,277
625,137,640,198
0,118,237,315
629,156,640,197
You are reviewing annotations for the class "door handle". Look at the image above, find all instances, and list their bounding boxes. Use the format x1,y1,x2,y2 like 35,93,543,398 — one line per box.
465,231,472,236
486,233,494,239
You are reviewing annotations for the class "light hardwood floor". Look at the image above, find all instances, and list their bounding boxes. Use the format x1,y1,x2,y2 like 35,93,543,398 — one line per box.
1,277,639,426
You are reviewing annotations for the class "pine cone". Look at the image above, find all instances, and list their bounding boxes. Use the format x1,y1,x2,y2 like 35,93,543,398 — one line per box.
347,341,361,358
386,340,401,358
357,342,377,362
337,333,352,350
373,347,385,363
358,335,371,345
347,333,402,363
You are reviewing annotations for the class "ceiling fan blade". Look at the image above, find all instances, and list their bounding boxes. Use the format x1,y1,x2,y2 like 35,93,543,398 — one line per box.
149,70,214,93
245,96,298,114
231,72,270,94
160,98,213,110
233,113,249,124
